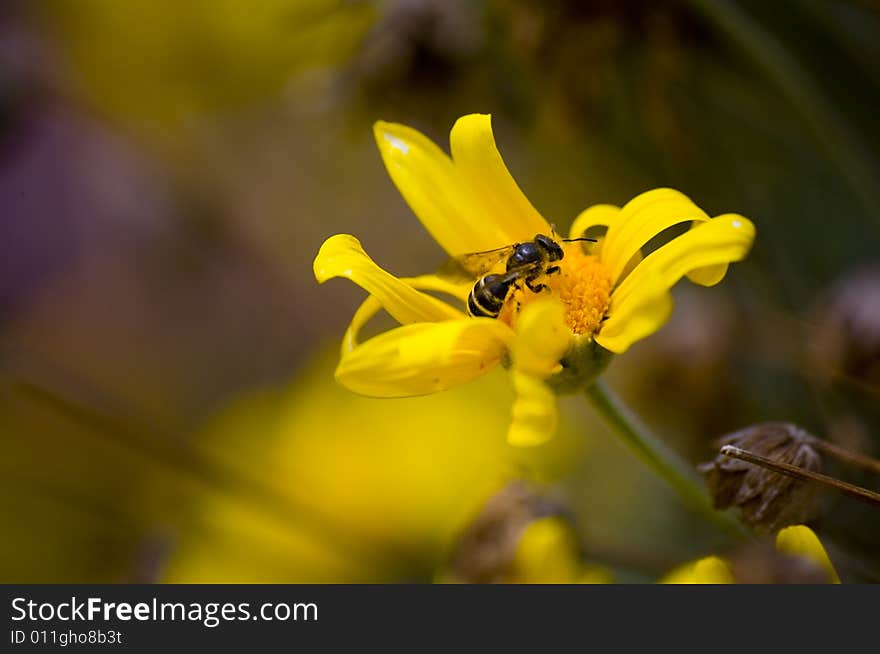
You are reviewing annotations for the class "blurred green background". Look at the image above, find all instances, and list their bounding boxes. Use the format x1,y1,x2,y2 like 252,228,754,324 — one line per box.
1,0,879,583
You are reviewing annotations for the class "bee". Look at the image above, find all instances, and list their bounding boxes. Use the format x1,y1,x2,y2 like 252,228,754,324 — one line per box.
442,234,596,319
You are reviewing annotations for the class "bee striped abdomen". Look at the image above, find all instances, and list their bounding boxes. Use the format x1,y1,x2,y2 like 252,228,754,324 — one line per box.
467,274,514,318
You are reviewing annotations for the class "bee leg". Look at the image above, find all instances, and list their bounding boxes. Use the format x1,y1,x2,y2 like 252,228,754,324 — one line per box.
525,278,547,293
546,266,560,276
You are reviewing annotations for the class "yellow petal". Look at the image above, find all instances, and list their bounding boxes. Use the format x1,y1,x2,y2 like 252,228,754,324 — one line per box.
504,299,572,447
595,279,673,354
507,371,558,447
568,204,621,239
341,274,473,354
374,119,517,256
610,213,755,316
686,261,729,287
335,319,513,398
601,188,711,284
568,204,621,259
509,517,584,583
511,297,573,379
342,294,383,355
775,526,841,584
449,114,550,247
402,273,471,303
660,556,735,584
315,234,463,326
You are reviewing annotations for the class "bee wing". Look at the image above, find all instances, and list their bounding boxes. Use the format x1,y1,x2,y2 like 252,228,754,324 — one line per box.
436,244,516,281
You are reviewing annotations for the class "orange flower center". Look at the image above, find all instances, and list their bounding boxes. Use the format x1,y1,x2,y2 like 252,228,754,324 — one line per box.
499,244,613,336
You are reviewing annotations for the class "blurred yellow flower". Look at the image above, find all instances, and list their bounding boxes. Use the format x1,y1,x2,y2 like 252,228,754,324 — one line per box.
661,525,840,584
660,555,736,584
164,349,584,583
509,518,612,584
315,114,755,447
40,0,374,127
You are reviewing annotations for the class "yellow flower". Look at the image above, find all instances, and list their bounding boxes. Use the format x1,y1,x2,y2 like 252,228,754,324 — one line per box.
314,114,755,446
661,525,841,584
165,348,581,583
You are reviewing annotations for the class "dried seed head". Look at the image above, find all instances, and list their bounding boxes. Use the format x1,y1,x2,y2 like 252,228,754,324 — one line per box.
443,481,575,583
699,422,822,533
809,266,880,388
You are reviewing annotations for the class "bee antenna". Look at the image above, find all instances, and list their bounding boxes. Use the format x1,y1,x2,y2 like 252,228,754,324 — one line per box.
562,237,598,243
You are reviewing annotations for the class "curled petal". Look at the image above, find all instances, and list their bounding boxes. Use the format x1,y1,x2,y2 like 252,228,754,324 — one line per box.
450,114,550,247
775,526,840,584
342,295,383,355
335,319,513,398
511,297,573,379
568,204,621,259
611,214,755,314
602,189,711,284
568,204,621,240
686,261,729,287
507,371,558,447
315,234,463,326
341,274,472,354
595,280,674,354
403,274,471,303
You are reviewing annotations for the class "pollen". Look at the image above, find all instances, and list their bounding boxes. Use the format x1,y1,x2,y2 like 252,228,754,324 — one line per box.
553,247,613,335
499,245,613,336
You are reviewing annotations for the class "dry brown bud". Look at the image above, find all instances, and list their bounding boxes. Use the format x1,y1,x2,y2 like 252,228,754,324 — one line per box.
699,422,822,533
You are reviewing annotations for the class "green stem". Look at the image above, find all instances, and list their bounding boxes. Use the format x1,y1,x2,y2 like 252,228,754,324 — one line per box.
584,379,746,538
